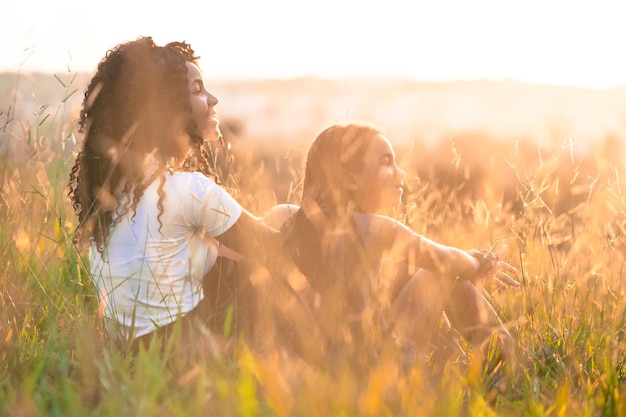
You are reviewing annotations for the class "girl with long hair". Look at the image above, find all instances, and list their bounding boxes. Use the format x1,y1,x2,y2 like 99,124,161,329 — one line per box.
68,37,278,356
266,122,519,370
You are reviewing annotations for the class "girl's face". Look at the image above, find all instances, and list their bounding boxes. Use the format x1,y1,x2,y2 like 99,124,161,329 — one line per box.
186,61,220,141
346,134,406,213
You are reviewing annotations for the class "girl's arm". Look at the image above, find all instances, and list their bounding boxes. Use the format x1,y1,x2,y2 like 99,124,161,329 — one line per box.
394,226,482,282
186,174,284,269
362,214,518,287
214,210,283,269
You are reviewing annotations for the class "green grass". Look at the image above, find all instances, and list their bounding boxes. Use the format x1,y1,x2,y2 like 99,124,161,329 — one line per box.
3,74,626,416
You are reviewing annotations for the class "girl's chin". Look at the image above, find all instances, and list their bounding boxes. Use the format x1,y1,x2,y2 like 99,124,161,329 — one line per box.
203,126,221,141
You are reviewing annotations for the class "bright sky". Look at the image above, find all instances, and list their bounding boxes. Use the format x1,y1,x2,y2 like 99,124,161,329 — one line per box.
1,0,625,88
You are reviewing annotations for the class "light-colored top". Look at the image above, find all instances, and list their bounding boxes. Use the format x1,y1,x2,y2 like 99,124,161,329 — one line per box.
90,165,243,342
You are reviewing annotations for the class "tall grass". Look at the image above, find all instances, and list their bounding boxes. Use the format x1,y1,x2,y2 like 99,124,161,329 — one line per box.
2,73,626,417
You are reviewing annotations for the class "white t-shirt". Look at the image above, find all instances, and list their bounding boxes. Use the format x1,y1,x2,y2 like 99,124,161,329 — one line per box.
89,167,243,342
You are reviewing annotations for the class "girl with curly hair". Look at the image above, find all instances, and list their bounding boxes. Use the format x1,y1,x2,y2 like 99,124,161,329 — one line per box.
68,37,277,356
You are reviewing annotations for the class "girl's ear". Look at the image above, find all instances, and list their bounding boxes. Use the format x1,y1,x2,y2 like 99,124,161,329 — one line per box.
342,171,359,191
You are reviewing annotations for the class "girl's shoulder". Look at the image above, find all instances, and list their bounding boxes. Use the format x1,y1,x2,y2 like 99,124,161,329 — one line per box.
353,212,409,244
353,212,402,228
167,171,219,192
263,204,299,230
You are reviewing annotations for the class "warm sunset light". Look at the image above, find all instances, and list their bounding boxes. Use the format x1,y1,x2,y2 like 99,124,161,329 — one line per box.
5,0,626,415
1,0,625,88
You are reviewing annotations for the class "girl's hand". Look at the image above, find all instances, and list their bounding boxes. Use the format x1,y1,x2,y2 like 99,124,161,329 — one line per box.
467,248,520,291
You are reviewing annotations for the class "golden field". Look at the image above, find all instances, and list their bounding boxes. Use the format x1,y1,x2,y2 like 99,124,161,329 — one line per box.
2,70,626,416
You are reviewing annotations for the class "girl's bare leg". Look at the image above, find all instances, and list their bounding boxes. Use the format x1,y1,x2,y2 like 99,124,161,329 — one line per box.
390,271,515,371
390,269,447,355
445,278,516,365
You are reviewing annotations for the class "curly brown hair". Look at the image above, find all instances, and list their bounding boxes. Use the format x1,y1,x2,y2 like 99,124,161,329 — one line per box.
68,36,214,251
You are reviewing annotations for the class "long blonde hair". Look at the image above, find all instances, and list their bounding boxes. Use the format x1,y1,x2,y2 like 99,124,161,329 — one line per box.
281,123,384,327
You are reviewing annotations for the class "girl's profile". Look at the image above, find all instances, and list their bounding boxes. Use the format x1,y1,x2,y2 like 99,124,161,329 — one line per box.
68,36,280,356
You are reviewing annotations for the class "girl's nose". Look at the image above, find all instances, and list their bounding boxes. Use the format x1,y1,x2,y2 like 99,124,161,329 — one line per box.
396,165,406,180
207,92,218,106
